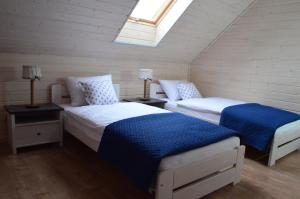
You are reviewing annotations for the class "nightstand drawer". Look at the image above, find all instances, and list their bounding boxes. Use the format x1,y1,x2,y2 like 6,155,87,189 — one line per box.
14,122,61,147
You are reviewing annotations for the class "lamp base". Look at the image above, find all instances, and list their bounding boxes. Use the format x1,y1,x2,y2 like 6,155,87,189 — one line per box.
138,97,150,101
26,104,40,109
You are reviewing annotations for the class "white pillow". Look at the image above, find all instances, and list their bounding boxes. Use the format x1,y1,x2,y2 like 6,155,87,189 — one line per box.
79,80,118,105
159,80,188,101
66,75,112,106
177,82,202,100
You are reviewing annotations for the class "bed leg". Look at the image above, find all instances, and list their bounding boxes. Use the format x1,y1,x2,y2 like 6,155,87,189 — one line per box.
155,170,174,199
233,145,245,185
268,139,278,167
268,155,276,167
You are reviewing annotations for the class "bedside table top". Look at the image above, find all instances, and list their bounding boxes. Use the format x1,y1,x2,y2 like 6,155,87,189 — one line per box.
123,98,167,105
5,104,64,114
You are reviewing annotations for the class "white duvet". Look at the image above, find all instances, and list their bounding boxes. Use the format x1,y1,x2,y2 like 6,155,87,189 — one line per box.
176,97,246,114
63,102,169,143
64,102,169,127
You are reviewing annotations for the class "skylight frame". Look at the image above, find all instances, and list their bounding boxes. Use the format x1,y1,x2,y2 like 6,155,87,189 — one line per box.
128,0,176,26
115,0,194,47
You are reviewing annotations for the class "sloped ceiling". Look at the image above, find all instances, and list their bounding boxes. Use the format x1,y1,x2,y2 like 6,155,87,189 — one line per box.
0,0,254,63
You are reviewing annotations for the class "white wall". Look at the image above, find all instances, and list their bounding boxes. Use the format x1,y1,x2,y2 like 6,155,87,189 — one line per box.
0,53,189,142
191,0,300,114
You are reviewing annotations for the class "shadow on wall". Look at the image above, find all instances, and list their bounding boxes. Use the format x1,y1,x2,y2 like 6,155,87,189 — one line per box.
0,66,18,143
1,66,19,105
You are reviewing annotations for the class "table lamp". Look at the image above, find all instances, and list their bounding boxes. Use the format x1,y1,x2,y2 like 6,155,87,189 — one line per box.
138,69,152,101
22,65,42,108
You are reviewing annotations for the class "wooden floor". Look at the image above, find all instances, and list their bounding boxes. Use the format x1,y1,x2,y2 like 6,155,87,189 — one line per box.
0,134,299,199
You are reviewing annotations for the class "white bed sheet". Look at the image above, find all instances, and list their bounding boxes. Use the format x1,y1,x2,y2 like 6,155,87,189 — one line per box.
62,102,169,151
176,97,245,114
62,102,240,171
162,98,221,124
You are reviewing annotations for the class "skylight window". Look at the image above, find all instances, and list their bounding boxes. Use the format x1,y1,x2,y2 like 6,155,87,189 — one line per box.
115,0,194,47
129,0,175,25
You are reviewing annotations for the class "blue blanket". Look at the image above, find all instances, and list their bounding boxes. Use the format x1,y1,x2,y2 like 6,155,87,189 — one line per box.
220,103,300,152
98,113,237,191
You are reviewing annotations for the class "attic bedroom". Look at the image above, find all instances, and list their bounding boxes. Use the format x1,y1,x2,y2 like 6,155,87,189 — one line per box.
0,0,299,199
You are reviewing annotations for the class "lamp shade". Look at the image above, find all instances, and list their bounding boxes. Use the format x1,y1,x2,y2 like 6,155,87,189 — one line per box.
22,65,42,80
138,69,153,80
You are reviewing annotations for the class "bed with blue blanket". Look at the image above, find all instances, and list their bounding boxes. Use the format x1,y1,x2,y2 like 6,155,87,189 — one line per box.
61,101,245,199
220,103,300,166
154,91,300,167
99,112,237,191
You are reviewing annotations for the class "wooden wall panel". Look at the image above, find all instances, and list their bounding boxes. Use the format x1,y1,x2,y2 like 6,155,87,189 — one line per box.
191,0,300,114
0,0,255,142
0,0,254,63
0,53,189,142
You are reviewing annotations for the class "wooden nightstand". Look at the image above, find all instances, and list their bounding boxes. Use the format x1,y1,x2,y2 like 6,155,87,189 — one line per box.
123,98,167,108
5,104,64,154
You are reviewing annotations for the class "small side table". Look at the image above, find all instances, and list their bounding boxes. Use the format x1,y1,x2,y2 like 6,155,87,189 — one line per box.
4,104,64,154
123,98,167,109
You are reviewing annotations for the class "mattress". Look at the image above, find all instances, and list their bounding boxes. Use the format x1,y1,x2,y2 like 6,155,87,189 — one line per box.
62,102,240,171
62,102,169,151
162,98,221,124
176,97,245,114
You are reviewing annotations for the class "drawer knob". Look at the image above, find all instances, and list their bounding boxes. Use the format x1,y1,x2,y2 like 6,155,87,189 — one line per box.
37,132,41,136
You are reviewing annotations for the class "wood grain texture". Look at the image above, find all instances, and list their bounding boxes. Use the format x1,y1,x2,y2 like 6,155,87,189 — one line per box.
0,134,299,199
0,0,254,63
191,0,300,114
0,53,189,142
0,0,255,142
0,0,255,141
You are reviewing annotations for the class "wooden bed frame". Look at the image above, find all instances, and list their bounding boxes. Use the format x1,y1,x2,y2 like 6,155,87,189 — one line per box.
150,83,300,167
51,83,245,199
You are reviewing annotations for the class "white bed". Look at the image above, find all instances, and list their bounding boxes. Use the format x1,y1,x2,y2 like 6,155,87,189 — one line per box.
52,83,245,199
150,83,300,167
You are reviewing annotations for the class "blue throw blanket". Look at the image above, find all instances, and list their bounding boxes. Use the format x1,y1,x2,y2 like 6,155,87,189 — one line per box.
98,113,237,191
220,103,300,152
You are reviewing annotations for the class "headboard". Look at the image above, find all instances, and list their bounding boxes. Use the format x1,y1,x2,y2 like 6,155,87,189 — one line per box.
51,83,120,105
150,83,166,99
